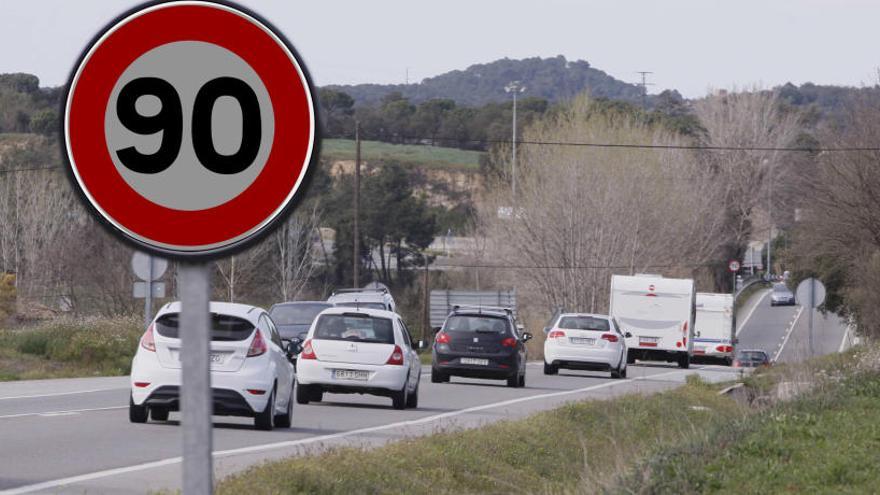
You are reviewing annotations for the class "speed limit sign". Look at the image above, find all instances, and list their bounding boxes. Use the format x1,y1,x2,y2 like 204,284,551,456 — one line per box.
63,1,317,257
728,260,741,272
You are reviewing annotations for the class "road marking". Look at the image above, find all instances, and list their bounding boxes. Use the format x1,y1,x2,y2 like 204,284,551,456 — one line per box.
0,406,126,421
773,306,805,363
0,368,695,495
736,289,770,336
0,388,125,401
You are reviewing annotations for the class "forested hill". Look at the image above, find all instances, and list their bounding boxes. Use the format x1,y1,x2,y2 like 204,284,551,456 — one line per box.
326,55,646,107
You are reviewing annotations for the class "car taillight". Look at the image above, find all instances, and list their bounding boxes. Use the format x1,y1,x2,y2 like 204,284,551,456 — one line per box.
300,339,316,360
717,345,733,353
386,345,404,365
601,333,619,343
501,337,517,348
548,330,566,339
140,324,156,352
247,330,267,357
435,332,451,344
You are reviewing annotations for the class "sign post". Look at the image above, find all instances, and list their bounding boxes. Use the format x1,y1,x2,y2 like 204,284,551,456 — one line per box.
63,3,318,493
796,277,826,357
727,260,741,294
132,251,168,328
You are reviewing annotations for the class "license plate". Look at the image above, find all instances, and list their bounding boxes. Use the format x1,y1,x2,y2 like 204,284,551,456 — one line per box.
209,353,225,364
460,357,489,366
640,337,660,344
333,369,369,381
570,337,596,345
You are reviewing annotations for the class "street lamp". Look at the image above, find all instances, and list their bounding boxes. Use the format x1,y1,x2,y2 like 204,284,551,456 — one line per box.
765,158,773,281
505,81,526,200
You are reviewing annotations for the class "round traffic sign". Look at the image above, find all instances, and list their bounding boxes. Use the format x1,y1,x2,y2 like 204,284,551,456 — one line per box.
795,277,826,308
728,260,741,272
63,1,318,258
132,251,168,281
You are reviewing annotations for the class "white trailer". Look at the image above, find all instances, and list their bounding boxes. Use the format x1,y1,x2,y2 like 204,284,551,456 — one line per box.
609,274,696,368
692,292,735,365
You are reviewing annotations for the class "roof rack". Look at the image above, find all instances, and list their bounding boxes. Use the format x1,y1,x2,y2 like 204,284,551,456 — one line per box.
452,304,513,315
332,288,389,295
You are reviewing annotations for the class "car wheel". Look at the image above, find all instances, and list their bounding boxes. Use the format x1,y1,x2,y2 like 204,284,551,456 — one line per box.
391,382,408,410
506,374,520,388
129,394,148,424
543,361,558,375
405,381,419,409
295,383,311,405
626,352,636,365
431,368,448,383
254,389,275,431
150,407,169,421
275,387,293,428
678,354,690,369
518,371,526,388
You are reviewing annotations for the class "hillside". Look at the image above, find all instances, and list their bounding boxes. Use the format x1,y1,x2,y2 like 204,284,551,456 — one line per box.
321,139,483,171
326,55,646,107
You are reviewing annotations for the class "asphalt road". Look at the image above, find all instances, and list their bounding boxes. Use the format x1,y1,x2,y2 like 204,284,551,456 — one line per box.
0,295,849,494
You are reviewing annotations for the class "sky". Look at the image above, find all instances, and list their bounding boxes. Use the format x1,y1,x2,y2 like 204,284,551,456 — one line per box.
2,0,879,98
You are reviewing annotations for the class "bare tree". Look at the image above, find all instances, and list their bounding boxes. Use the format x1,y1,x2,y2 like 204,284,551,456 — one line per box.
272,203,321,302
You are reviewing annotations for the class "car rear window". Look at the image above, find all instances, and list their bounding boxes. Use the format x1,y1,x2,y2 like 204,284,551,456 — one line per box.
738,351,768,362
154,313,255,341
444,315,509,334
270,303,332,325
313,313,394,344
558,316,610,331
335,302,387,311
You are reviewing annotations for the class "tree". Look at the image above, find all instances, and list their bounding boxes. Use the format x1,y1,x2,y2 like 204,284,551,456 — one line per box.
318,88,355,137
271,203,322,301
412,99,455,145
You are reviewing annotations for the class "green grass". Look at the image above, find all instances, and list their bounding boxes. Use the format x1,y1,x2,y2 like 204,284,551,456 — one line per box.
0,317,143,381
216,379,743,495
320,139,483,171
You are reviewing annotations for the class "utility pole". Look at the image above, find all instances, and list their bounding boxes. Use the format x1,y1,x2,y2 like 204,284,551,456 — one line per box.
505,81,525,200
636,71,654,109
353,121,361,287
422,255,429,342
766,158,773,281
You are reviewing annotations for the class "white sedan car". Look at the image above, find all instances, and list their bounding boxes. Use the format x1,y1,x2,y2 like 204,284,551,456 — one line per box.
129,302,296,430
543,313,630,378
295,307,421,409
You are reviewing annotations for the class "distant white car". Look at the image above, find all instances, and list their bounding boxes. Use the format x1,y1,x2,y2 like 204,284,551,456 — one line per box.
129,302,296,430
295,307,421,409
543,313,629,379
327,288,396,313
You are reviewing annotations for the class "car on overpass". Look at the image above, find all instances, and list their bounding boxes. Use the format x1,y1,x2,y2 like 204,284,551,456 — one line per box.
295,307,422,409
431,305,532,387
770,283,796,306
543,313,630,378
129,302,296,430
733,349,771,368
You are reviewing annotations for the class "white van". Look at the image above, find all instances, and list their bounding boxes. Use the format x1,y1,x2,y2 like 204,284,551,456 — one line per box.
609,274,696,368
327,288,397,313
693,293,735,365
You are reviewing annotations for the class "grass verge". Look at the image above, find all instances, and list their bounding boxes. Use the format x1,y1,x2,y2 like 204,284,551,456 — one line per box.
0,317,142,381
321,139,483,171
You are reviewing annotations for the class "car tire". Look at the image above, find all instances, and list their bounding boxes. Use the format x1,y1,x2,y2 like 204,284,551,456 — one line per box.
678,354,690,369
626,352,636,365
150,407,169,421
129,394,148,424
543,361,558,375
275,388,293,428
431,368,448,383
506,374,520,388
295,383,311,405
518,371,526,388
392,382,408,410
254,389,275,431
405,381,419,409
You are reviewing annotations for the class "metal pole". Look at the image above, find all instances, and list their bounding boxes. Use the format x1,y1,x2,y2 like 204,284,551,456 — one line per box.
180,263,213,495
353,121,361,287
511,90,517,200
808,278,815,357
767,161,773,280
145,255,153,329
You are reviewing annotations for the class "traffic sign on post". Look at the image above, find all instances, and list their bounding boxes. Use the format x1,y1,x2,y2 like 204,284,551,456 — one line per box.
63,2,318,494
796,277,827,358
728,260,741,272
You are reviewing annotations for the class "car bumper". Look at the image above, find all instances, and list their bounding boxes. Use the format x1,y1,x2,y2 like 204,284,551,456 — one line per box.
295,359,408,393
130,353,274,414
432,350,519,379
544,345,621,369
770,298,796,306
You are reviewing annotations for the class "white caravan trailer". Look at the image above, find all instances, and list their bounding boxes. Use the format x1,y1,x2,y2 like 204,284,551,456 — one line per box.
693,293,735,365
609,274,696,368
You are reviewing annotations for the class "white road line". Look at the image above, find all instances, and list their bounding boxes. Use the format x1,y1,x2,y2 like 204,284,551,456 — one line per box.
736,290,770,336
0,406,127,421
0,388,125,401
773,306,805,363
0,369,691,495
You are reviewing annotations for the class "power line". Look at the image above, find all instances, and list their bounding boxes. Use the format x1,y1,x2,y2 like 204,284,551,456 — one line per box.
431,262,718,270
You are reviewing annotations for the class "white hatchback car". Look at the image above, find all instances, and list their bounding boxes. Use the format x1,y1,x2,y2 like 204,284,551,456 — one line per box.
543,313,630,378
295,307,421,409
129,302,296,430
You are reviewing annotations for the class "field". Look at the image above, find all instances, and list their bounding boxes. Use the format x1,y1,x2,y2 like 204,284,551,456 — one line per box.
320,139,484,171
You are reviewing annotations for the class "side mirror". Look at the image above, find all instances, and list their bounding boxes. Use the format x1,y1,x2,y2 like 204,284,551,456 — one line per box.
522,332,533,342
285,338,303,358
625,332,633,338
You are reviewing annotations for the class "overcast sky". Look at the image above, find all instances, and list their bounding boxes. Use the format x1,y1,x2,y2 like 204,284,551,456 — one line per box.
3,0,879,98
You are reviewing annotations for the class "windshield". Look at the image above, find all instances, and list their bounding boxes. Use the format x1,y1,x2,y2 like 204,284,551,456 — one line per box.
154,313,254,341
558,316,610,331
336,302,387,311
738,351,768,362
313,313,395,344
270,303,332,325
444,315,509,334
